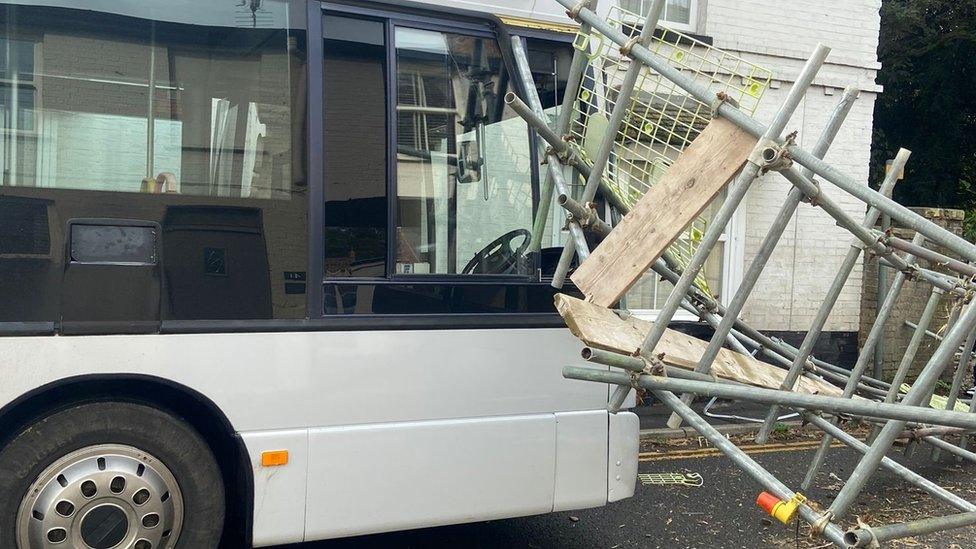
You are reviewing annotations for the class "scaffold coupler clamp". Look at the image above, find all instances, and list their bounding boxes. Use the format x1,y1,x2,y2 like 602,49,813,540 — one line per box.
810,510,834,537
565,0,590,21
545,144,576,166
619,36,640,57
710,91,740,117
872,234,897,264
803,179,824,207
752,131,797,174
691,291,719,314
907,427,922,442
851,518,881,548
576,202,603,231
643,354,667,377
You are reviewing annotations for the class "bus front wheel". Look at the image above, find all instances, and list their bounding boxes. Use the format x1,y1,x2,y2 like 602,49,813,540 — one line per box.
0,401,225,549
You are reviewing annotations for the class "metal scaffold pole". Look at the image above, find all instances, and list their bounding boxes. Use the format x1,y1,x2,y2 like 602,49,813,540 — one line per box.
828,301,976,519
549,0,665,290
655,390,849,546
562,367,976,430
504,2,976,545
800,232,927,488
756,147,909,445
648,45,831,429
527,0,598,256
554,0,976,263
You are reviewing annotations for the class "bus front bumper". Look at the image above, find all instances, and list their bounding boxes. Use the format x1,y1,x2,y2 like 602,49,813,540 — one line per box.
608,411,639,503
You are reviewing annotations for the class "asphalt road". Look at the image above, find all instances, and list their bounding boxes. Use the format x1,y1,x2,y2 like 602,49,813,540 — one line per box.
275,435,976,549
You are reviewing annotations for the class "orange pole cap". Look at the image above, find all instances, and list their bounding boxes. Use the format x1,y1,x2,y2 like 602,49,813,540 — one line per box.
757,491,806,524
756,491,780,515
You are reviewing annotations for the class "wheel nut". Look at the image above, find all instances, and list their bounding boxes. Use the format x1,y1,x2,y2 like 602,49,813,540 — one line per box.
47,528,67,543
142,513,160,528
133,488,151,505
80,480,97,498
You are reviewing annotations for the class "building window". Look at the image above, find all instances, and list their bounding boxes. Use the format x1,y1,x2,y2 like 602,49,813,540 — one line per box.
620,0,698,33
625,190,742,320
0,37,39,187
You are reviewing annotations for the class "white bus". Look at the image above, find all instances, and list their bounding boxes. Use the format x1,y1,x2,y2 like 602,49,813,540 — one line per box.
0,1,638,547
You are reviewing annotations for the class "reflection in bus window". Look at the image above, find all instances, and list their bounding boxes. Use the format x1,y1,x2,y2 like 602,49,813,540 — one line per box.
395,28,533,276
323,15,388,279
0,1,308,323
525,39,582,278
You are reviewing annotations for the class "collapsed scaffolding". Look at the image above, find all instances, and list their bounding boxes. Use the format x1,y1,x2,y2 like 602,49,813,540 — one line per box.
508,1,976,546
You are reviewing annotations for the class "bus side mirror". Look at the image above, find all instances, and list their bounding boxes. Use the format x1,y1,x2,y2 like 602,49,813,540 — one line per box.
456,122,484,185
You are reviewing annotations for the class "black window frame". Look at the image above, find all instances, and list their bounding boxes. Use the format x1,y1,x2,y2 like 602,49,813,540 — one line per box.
314,0,581,324
0,0,580,336
388,21,532,283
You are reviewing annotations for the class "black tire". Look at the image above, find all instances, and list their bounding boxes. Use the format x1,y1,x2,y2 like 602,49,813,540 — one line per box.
0,401,225,548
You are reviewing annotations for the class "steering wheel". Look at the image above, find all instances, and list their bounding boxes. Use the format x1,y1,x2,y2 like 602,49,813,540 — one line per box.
461,229,532,275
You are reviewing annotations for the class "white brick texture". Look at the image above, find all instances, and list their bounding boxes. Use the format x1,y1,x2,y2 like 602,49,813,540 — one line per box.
705,0,882,331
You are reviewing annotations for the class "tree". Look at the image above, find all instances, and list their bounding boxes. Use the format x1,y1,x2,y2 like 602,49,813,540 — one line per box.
870,0,976,215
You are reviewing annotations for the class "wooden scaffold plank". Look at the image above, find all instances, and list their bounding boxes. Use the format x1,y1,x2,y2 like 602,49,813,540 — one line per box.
570,117,757,307
555,294,842,396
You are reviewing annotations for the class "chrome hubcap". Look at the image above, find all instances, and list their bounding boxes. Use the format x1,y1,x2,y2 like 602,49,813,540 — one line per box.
17,444,183,549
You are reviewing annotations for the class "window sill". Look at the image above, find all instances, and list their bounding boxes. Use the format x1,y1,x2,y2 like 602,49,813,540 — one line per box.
625,25,714,47
630,309,700,323
161,313,567,333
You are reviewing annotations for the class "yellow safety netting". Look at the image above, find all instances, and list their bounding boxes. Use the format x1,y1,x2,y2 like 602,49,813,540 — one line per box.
568,5,772,294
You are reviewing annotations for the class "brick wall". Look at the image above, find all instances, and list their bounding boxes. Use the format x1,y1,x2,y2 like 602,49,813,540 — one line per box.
859,208,967,382
738,88,877,332
704,0,883,332
703,0,882,74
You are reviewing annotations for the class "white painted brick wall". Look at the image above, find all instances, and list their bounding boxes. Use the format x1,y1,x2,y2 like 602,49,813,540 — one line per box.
704,0,882,74
704,0,882,331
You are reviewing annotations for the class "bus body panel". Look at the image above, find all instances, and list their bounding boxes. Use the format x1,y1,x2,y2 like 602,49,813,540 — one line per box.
241,428,310,546
0,328,631,545
0,0,643,543
608,410,640,502
552,410,611,512
237,409,636,546
0,329,602,432
303,413,557,541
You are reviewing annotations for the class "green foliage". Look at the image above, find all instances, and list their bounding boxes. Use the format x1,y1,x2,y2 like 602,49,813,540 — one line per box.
963,180,976,241
964,209,976,242
870,0,976,214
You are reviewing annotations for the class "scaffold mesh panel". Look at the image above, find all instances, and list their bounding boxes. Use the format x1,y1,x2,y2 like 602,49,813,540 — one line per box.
569,5,772,292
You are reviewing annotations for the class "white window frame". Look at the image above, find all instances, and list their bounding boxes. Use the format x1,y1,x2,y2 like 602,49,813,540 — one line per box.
629,206,744,322
661,0,698,33
620,0,699,34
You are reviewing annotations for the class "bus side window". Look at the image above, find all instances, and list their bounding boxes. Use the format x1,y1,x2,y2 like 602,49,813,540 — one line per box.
394,28,534,277
0,1,309,327
323,15,388,280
